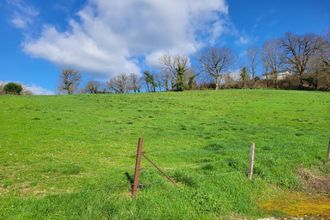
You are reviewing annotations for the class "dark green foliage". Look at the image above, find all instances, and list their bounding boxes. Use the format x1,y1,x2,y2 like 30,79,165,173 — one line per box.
173,170,197,187
3,82,23,95
188,75,197,90
204,143,225,153
174,65,185,91
240,67,249,82
201,163,215,171
143,70,157,92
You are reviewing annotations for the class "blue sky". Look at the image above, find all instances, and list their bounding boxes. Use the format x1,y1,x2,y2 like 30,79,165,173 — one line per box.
0,0,329,94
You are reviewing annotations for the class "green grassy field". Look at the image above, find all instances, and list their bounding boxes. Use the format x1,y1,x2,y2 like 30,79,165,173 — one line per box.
0,90,329,219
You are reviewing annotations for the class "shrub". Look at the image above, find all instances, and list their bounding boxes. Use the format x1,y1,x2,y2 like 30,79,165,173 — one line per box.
3,82,23,95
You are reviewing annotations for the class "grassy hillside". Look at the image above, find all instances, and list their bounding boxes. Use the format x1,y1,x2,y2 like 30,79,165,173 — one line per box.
0,90,329,219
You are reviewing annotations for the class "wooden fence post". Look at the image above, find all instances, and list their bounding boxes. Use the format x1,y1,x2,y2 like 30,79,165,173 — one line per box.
248,143,255,180
131,138,143,197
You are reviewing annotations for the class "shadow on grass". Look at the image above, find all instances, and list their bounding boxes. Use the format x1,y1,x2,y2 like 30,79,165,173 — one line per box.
124,172,133,186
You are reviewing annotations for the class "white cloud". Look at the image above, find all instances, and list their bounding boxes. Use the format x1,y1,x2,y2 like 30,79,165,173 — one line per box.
23,0,229,77
11,17,27,29
23,85,54,95
7,0,39,29
236,35,250,45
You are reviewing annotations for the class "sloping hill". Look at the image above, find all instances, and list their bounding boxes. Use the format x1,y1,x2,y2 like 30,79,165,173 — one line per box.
0,90,329,219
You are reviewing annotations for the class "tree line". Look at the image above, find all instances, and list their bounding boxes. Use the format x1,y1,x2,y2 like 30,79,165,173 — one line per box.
1,31,329,95
58,54,198,94
65,31,325,94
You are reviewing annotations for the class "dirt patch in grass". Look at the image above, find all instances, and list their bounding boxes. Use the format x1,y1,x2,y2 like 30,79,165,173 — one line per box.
20,182,31,195
261,168,330,218
297,167,330,194
0,184,9,195
261,192,330,218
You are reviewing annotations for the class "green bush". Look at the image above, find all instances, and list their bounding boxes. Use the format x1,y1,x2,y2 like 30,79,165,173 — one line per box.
4,82,23,95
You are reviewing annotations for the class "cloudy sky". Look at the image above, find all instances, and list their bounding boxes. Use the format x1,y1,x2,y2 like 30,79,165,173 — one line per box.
0,0,329,94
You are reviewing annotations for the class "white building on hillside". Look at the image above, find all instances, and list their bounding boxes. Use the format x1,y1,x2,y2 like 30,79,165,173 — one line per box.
262,71,293,80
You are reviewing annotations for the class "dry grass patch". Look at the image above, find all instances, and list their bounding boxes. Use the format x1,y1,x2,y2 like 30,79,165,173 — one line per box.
297,167,330,194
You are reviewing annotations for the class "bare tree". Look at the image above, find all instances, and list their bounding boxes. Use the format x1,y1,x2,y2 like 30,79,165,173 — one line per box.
160,54,189,91
107,73,129,93
85,80,100,94
281,33,323,86
247,46,259,80
129,73,141,93
200,47,234,90
59,69,81,94
154,72,163,91
262,39,285,88
161,71,172,91
185,69,197,90
316,31,330,70
306,33,330,89
161,55,189,76
98,82,109,93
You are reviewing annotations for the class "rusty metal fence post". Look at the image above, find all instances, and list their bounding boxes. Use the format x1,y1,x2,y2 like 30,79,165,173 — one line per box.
131,138,143,197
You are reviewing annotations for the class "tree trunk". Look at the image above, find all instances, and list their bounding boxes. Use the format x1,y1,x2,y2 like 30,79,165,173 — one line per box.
275,78,278,89
299,71,303,87
146,83,150,92
215,76,220,90
163,79,168,91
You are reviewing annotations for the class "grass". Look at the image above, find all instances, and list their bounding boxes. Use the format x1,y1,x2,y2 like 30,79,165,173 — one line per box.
0,89,329,219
